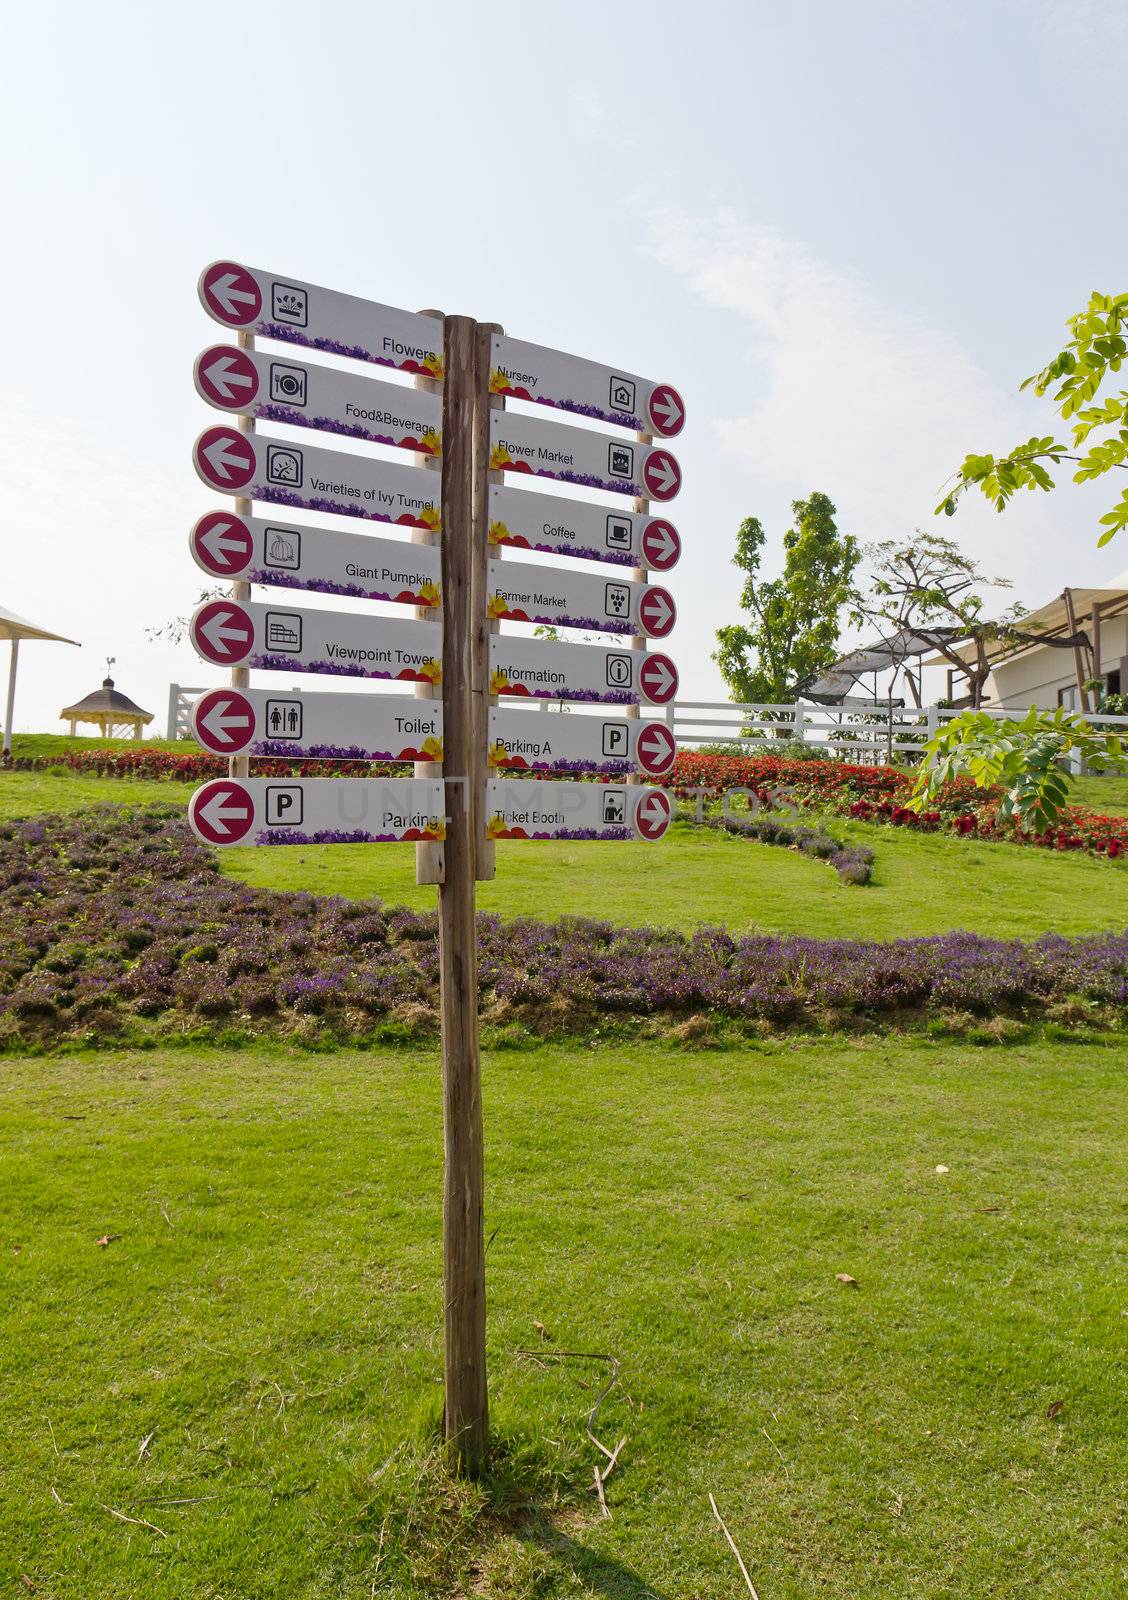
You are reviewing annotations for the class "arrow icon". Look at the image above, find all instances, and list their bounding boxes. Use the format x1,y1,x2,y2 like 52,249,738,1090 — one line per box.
201,352,256,402
199,519,250,564
638,725,676,773
199,789,252,837
649,390,683,433
640,655,678,703
635,790,671,839
197,607,253,659
641,521,681,569
200,698,252,747
199,431,254,483
209,272,259,318
640,590,674,636
643,452,681,500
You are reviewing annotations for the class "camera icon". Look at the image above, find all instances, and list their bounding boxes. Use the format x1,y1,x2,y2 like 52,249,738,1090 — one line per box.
270,362,307,407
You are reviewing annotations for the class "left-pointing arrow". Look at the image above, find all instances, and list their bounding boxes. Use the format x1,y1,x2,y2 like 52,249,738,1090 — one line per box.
203,434,253,480
200,700,252,745
201,352,257,402
200,791,251,835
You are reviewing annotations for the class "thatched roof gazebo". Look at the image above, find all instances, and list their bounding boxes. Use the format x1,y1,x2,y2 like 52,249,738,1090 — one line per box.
60,660,153,740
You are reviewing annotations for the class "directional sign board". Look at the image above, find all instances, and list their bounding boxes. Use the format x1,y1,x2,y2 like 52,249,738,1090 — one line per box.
490,333,684,436
489,412,681,500
189,511,441,607
188,776,446,847
194,344,442,454
190,598,441,682
489,706,676,777
487,557,674,637
198,261,444,377
192,427,441,531
487,485,681,570
485,779,671,841
191,686,443,762
490,635,678,706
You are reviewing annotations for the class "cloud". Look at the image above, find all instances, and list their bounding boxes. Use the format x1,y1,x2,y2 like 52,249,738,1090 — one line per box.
646,208,1111,600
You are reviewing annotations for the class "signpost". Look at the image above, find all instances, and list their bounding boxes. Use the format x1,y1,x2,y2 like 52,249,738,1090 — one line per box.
487,557,674,637
488,483,681,569
191,686,443,762
187,774,445,846
192,426,441,530
187,263,685,1478
486,778,672,841
488,705,676,777
199,260,445,377
189,597,441,682
490,635,678,705
490,332,684,436
489,410,682,499
189,510,441,606
194,343,442,454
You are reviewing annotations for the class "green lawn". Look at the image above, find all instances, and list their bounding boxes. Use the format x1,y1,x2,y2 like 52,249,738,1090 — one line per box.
8,733,191,758
3,770,1127,941
3,1036,1125,1598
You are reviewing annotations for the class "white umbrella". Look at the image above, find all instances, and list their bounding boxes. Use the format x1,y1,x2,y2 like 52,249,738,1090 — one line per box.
0,604,80,757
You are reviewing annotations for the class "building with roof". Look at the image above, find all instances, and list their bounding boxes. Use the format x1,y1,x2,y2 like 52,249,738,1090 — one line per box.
922,570,1128,712
59,660,153,738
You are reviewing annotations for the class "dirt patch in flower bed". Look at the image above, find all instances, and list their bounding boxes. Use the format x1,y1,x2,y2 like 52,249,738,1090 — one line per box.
3,806,1128,1050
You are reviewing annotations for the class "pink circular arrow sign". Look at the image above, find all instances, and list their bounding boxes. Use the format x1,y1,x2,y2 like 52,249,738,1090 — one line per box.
192,688,255,755
189,779,256,846
199,261,263,328
635,722,677,778
190,511,254,578
638,652,679,705
637,585,676,640
647,383,685,438
633,788,672,841
190,599,255,666
642,448,682,502
194,426,256,492
195,345,260,410
640,519,682,572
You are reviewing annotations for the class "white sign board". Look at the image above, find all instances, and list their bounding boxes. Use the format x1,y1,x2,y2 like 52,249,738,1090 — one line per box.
487,484,682,570
188,776,446,847
194,344,442,455
190,686,443,763
193,426,441,531
490,412,682,500
489,635,678,706
198,260,444,377
189,510,440,608
490,332,684,436
189,597,441,683
485,779,672,841
487,557,674,637
489,706,676,778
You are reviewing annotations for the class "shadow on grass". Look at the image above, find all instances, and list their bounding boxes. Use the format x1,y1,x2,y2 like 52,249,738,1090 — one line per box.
360,1425,672,1598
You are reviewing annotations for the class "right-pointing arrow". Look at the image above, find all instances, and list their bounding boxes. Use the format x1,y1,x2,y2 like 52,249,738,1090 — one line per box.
643,451,681,500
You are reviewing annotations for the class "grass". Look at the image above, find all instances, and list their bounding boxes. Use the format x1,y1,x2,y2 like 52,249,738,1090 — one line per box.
9,733,191,758
3,771,1128,940
2,1035,1125,1598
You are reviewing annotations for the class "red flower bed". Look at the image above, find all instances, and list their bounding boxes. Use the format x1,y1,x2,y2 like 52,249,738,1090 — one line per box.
15,745,1128,860
671,751,1128,859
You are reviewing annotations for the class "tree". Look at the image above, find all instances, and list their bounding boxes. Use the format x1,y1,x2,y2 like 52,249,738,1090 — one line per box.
855,532,1026,709
713,492,859,705
937,291,1128,544
910,708,1127,833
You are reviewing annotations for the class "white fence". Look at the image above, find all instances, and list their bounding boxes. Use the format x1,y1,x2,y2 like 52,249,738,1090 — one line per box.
166,685,1128,766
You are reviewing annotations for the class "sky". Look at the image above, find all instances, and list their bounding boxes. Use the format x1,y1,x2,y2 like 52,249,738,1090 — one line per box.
3,0,1127,733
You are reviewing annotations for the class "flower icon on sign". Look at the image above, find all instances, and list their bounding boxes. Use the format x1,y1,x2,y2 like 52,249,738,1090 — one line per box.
416,582,441,609
421,353,444,379
420,429,441,457
420,658,442,684
489,668,513,695
487,594,509,620
420,735,443,761
487,519,511,546
487,740,509,769
488,445,515,471
486,813,509,839
420,506,441,532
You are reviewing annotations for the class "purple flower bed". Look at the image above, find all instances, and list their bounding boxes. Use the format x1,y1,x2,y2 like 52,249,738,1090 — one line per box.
247,570,433,605
2,806,1127,1049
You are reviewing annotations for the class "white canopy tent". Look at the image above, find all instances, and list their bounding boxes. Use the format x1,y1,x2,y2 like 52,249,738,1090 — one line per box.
1,605,80,758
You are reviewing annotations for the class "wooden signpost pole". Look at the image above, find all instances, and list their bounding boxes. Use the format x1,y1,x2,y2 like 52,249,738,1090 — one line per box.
414,307,445,888
230,329,254,780
438,314,489,1474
